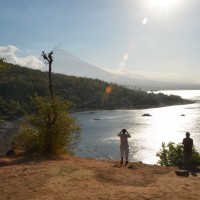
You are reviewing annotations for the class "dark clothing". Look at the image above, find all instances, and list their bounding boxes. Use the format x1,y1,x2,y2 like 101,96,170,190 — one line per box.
182,137,193,169
182,137,193,153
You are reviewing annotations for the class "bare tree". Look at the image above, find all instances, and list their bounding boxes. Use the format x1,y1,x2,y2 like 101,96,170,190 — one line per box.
13,50,79,155
41,51,54,99
41,51,57,153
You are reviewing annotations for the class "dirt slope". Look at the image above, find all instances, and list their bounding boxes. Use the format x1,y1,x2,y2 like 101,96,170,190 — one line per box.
0,155,200,200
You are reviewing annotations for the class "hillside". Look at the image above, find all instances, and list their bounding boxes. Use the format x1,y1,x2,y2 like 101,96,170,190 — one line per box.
0,155,200,200
0,61,194,119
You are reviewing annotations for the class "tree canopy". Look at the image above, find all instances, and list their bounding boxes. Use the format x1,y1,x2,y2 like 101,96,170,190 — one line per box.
0,61,192,119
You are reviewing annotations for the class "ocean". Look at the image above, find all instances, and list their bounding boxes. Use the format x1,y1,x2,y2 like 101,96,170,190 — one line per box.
72,90,200,164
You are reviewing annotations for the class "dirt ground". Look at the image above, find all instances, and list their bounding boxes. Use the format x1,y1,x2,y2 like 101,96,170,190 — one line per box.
0,155,200,200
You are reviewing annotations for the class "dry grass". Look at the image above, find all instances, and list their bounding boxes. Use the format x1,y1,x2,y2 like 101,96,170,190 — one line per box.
0,155,200,200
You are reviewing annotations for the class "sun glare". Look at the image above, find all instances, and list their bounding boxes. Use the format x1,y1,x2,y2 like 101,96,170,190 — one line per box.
150,0,178,8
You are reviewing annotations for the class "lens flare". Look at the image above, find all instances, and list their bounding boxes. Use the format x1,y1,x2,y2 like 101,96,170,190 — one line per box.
105,86,112,94
142,18,148,24
123,53,129,61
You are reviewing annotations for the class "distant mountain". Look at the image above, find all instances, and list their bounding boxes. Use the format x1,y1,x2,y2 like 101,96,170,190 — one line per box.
54,50,200,91
53,50,115,81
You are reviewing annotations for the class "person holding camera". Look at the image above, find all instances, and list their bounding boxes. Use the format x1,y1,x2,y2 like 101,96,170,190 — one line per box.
118,129,131,165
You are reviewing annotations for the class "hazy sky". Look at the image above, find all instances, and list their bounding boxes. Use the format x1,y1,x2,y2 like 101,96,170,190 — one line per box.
1,0,200,83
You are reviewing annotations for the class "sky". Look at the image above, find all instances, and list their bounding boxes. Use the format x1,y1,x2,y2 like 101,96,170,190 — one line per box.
1,0,200,83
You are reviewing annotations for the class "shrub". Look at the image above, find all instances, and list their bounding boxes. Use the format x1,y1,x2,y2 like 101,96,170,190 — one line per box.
12,125,40,153
12,95,80,154
156,142,200,166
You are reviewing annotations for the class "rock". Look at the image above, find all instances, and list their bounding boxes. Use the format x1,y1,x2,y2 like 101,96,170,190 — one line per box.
6,149,24,157
175,170,189,177
6,149,16,157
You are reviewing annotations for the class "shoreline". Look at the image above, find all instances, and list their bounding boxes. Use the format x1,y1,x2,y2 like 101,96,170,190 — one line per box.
71,99,196,113
0,99,196,157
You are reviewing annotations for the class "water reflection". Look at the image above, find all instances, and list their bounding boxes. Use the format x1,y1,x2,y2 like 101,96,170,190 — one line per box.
72,90,200,164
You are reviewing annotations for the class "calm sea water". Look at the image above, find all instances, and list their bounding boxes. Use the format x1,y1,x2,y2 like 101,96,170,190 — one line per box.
72,90,200,164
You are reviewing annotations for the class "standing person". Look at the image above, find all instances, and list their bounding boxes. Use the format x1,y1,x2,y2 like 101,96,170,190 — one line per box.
182,132,193,169
118,129,131,165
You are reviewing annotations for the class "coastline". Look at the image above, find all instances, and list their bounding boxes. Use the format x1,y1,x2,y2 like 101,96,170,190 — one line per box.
0,99,196,157
72,99,196,113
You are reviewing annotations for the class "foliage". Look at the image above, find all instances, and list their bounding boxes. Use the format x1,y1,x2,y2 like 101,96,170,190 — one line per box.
12,124,40,153
0,58,5,64
0,62,190,119
156,142,200,166
12,95,80,154
0,97,25,119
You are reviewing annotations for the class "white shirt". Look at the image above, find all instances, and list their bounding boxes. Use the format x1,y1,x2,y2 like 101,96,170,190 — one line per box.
118,132,131,146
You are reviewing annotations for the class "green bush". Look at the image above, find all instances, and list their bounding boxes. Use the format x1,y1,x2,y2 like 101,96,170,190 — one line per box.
156,142,200,166
12,95,80,154
12,125,40,153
